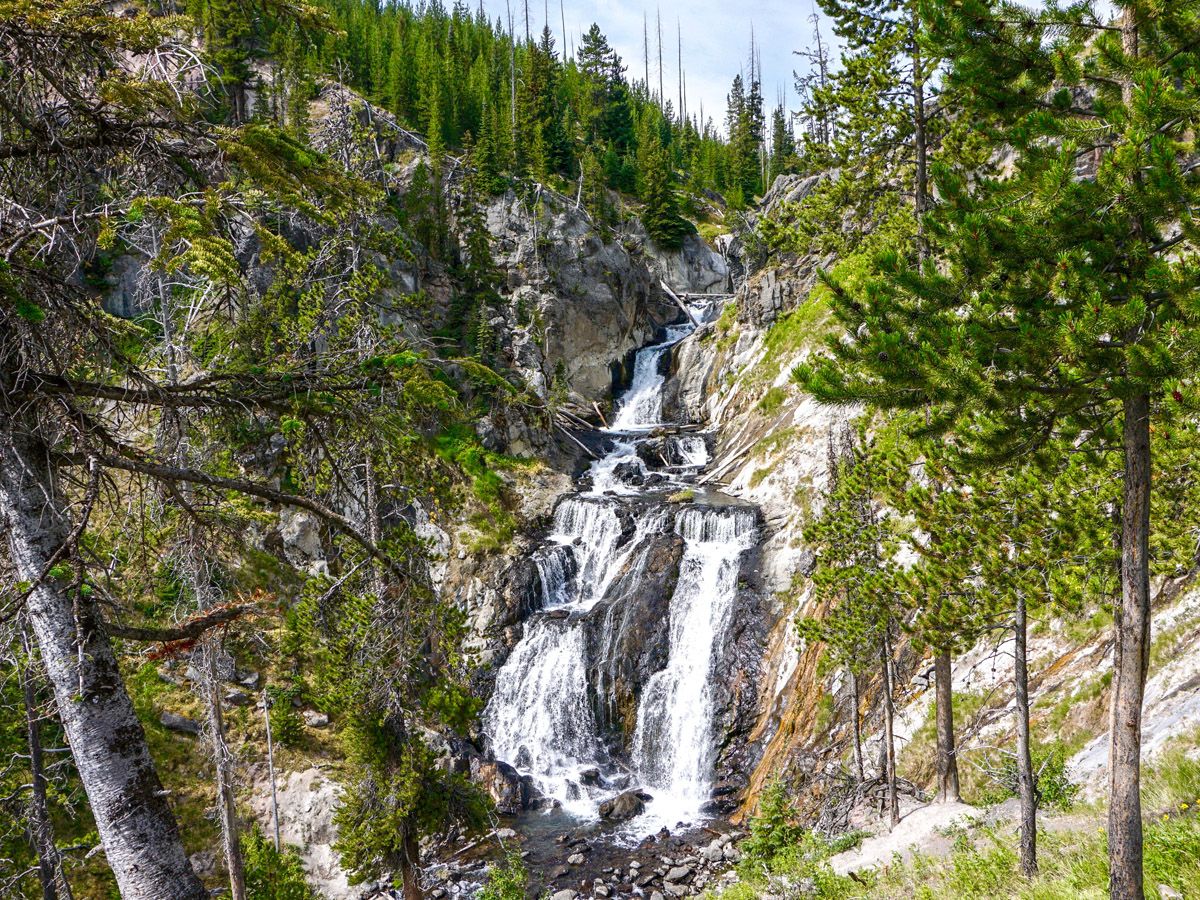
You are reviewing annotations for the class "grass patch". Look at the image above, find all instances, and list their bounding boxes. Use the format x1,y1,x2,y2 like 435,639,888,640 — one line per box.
433,423,535,553
1143,730,1200,814
669,489,696,503
749,467,773,488
715,743,1200,899
708,299,741,352
752,426,799,459
1150,607,1200,671
758,385,790,415
1036,670,1111,758
864,813,1200,899
698,221,730,243
124,662,221,857
743,294,831,387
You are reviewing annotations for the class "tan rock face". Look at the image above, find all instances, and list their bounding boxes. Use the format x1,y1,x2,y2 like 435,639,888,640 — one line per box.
469,758,528,815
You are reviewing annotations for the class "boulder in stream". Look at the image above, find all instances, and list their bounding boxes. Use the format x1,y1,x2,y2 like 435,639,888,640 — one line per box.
598,789,652,821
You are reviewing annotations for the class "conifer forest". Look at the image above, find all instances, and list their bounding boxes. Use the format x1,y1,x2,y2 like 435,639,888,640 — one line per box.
2,0,1200,897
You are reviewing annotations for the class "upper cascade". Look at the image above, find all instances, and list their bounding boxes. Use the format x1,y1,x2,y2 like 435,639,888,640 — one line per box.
608,322,695,431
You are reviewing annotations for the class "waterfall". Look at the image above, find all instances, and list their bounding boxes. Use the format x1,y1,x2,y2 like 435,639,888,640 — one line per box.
547,497,625,608
482,297,761,836
630,506,758,828
484,620,601,815
608,323,691,431
484,502,670,810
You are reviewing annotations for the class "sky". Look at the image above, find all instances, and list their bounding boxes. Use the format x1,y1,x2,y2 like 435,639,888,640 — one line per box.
475,0,829,134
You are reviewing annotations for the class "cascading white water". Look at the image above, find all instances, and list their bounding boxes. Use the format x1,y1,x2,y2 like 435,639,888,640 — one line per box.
546,497,625,608
485,501,675,811
586,440,647,496
608,323,691,431
532,544,574,608
483,297,759,835
484,621,600,815
630,506,758,830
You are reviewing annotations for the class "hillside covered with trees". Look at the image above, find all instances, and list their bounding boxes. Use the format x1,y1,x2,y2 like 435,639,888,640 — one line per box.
1,0,1199,899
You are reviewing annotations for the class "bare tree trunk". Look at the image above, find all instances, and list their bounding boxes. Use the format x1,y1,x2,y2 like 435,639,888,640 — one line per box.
910,8,929,268
364,458,385,598
261,691,282,851
1014,591,1038,877
159,263,247,899
880,632,899,830
202,638,246,900
849,668,865,783
401,830,422,900
1109,390,1151,900
934,649,961,802
19,629,69,900
0,427,206,900
656,9,663,104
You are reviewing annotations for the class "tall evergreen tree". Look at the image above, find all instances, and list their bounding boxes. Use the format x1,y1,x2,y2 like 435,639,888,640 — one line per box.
640,139,691,249
800,423,901,829
725,72,764,206
768,103,796,183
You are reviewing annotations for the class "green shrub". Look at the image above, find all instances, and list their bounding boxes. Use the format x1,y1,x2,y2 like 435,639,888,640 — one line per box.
267,684,304,749
739,780,805,869
477,850,527,900
244,826,316,899
979,745,1080,811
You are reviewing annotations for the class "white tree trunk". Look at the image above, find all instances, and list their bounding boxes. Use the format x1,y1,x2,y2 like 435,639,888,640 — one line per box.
0,426,206,900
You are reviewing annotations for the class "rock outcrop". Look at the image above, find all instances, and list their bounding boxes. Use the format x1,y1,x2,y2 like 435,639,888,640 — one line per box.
248,768,354,899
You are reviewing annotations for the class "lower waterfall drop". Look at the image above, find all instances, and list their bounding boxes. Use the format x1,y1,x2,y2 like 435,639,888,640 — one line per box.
630,505,759,830
484,620,601,815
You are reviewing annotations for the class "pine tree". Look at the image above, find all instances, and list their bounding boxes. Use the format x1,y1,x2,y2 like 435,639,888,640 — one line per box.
780,0,938,260
767,104,795,183
458,137,499,299
800,423,901,829
640,140,691,249
882,435,982,805
724,73,763,206
193,0,257,121
406,159,450,264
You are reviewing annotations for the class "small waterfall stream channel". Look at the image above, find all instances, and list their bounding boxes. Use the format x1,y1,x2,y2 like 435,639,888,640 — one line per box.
469,299,765,897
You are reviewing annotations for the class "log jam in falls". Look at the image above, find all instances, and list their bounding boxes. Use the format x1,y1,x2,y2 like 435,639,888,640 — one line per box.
483,299,763,843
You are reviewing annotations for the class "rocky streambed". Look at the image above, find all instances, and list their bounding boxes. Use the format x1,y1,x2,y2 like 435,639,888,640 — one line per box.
427,819,746,900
